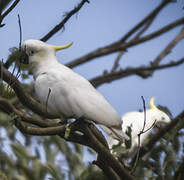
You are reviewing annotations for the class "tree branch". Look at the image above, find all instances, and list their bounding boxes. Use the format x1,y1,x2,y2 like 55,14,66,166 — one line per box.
14,119,65,136
0,95,133,179
111,16,156,73
85,124,135,180
66,18,184,68
90,57,184,87
174,156,184,180
152,27,184,65
40,0,90,42
0,0,20,26
13,116,135,180
117,0,171,43
0,97,62,129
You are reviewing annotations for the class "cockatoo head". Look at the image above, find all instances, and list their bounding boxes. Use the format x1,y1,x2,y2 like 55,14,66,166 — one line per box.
149,97,171,125
20,39,73,65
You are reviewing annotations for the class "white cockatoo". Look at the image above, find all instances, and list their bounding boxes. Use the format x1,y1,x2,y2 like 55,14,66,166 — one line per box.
108,97,171,151
20,39,128,141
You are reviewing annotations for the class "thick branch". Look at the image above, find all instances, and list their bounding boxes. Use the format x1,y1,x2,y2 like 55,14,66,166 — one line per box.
86,124,135,180
14,120,65,136
94,160,121,180
174,157,184,180
90,57,184,87
0,97,59,128
0,98,128,179
40,0,89,42
11,113,133,180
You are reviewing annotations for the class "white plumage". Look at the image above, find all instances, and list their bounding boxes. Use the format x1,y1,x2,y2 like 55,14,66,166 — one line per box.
20,39,128,141
108,97,171,151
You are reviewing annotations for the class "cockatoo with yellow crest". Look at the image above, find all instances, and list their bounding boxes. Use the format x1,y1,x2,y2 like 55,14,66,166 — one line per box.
108,97,171,151
20,39,128,142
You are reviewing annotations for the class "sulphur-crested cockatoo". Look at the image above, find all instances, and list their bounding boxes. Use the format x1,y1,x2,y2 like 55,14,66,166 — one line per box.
108,97,171,151
20,39,128,141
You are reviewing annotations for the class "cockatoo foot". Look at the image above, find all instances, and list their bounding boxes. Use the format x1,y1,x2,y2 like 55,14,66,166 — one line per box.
77,117,93,126
64,118,86,139
59,118,68,125
64,123,71,139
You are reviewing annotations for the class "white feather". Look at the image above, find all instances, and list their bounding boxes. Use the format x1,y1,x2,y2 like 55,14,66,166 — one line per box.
21,39,128,141
108,107,171,151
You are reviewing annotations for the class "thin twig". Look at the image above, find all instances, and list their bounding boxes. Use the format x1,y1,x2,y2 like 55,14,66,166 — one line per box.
131,96,147,174
136,110,184,160
18,14,22,50
15,14,22,79
133,18,155,40
141,96,146,132
40,0,90,42
7,15,22,92
45,88,51,113
142,120,157,134
0,59,3,96
111,51,125,72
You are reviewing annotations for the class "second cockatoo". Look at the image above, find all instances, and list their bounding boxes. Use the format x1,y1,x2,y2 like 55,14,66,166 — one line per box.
108,97,171,151
20,39,128,142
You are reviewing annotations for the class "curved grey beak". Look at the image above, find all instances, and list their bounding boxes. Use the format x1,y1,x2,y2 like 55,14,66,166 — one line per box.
20,51,29,64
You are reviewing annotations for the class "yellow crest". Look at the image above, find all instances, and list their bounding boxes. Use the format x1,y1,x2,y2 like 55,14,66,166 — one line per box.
149,97,158,110
52,42,73,51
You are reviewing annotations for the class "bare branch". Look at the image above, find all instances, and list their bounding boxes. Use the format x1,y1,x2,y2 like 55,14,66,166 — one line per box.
90,57,184,87
0,0,20,25
118,0,171,43
133,18,155,40
111,50,125,73
152,27,184,65
66,18,184,68
40,0,90,42
111,15,157,73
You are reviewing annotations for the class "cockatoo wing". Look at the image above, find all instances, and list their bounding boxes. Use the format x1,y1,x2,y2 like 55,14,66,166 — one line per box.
35,64,122,127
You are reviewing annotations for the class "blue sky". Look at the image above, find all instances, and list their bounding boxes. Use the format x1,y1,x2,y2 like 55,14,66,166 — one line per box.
1,0,184,117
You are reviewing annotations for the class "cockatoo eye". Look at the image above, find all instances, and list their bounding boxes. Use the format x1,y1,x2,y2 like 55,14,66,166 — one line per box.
30,50,34,55
161,117,165,121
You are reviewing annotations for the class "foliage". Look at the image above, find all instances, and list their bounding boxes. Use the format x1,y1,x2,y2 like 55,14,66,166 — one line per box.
0,0,184,179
